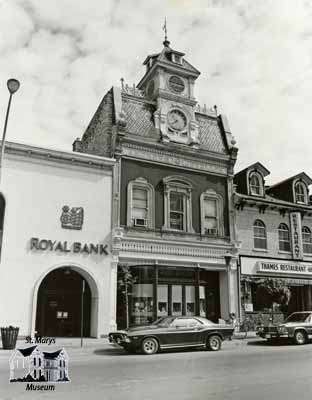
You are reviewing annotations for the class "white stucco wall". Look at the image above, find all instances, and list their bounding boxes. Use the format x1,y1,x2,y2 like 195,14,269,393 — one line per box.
0,143,115,337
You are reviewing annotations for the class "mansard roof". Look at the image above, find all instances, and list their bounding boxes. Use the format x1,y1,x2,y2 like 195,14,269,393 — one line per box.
235,162,270,179
76,86,236,159
267,172,312,191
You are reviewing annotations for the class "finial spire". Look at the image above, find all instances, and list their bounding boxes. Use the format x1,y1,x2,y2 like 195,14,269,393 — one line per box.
162,17,170,47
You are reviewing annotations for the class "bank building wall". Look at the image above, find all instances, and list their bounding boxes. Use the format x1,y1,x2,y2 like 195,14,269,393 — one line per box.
0,142,115,338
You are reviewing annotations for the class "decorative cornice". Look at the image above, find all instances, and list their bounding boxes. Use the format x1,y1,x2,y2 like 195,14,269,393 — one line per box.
3,141,115,171
115,238,230,260
121,141,228,176
157,90,197,106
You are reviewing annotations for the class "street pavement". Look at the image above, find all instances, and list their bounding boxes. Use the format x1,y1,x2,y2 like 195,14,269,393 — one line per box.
0,337,312,400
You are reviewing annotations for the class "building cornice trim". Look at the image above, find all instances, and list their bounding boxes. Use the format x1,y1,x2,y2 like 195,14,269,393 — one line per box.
3,141,116,170
121,141,229,176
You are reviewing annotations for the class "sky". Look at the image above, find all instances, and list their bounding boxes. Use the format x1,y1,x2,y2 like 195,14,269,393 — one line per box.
1,0,312,184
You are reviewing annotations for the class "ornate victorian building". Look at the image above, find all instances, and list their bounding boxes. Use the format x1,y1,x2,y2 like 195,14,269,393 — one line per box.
234,163,312,322
74,38,239,328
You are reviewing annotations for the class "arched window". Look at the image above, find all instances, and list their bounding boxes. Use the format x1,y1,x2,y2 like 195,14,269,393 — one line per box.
127,178,155,228
253,220,267,249
294,181,307,204
278,223,290,252
200,189,224,236
0,194,4,258
249,172,263,196
302,226,312,254
162,176,194,232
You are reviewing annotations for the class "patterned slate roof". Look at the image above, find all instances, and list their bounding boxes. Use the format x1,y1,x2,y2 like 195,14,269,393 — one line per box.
196,114,227,154
121,96,228,154
122,97,158,138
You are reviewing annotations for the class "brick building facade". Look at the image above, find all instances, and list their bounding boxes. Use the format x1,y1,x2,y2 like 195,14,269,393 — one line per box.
234,162,312,323
74,38,240,328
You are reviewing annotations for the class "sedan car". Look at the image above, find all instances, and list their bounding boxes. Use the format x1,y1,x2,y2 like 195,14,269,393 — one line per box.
257,311,312,345
108,316,234,355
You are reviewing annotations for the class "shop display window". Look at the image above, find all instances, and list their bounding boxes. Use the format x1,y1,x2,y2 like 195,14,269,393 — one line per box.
131,283,153,325
157,285,168,317
185,286,195,316
199,286,206,317
172,285,182,316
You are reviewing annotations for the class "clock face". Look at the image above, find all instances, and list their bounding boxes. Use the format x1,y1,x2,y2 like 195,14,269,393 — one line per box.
167,110,187,131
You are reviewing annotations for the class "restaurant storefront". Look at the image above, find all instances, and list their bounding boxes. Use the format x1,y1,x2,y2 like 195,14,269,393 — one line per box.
240,256,312,321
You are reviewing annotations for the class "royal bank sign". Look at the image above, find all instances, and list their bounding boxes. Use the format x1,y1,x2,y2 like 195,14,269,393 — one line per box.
257,261,312,276
30,238,109,255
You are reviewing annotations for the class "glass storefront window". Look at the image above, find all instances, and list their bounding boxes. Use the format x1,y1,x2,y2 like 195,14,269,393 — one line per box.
199,286,206,317
172,285,182,316
185,286,195,316
131,283,153,325
157,285,168,317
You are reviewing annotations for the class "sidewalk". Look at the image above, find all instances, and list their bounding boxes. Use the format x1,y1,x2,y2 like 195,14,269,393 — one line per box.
0,337,110,358
0,333,260,357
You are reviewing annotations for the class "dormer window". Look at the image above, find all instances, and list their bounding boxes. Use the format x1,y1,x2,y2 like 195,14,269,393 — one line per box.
173,54,182,64
249,171,263,196
294,181,308,204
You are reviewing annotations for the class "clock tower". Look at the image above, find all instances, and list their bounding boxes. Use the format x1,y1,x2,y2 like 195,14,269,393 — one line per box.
137,38,201,146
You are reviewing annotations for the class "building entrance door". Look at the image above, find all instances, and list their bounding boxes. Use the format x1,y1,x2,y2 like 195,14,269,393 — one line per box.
35,268,91,337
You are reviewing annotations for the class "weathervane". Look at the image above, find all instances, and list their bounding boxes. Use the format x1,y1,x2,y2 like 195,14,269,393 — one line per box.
163,17,170,47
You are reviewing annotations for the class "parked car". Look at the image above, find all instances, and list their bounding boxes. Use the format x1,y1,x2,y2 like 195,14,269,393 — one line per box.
108,316,234,355
257,311,312,345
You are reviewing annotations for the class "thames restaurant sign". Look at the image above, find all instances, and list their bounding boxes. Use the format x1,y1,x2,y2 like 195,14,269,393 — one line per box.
30,238,109,255
257,261,312,276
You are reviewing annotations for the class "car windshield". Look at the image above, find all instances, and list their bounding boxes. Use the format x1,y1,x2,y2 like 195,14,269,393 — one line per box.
285,313,311,323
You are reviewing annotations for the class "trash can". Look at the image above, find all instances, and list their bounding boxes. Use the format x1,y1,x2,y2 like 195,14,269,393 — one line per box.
1,326,19,350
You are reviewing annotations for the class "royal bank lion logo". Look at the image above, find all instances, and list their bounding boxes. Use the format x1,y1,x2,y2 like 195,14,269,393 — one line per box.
60,206,84,230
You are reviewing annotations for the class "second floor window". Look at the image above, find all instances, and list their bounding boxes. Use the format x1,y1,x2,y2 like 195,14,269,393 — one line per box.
253,220,267,249
200,189,224,236
132,188,148,221
163,176,194,233
127,178,155,228
169,192,185,230
278,223,290,252
302,226,312,254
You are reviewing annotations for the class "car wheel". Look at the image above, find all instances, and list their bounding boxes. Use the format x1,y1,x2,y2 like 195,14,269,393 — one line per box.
206,335,222,351
294,330,307,345
141,337,159,355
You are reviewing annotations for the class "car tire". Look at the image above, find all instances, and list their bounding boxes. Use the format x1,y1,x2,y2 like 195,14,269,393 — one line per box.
206,335,222,351
294,330,307,345
141,337,159,355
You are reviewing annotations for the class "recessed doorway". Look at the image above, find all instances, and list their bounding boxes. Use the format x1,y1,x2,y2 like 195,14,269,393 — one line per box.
35,267,91,337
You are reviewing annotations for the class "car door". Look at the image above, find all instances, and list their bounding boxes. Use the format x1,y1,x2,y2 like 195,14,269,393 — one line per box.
306,314,312,338
164,318,203,346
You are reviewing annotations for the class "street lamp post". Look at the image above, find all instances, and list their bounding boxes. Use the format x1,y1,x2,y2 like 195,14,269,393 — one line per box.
0,79,20,186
